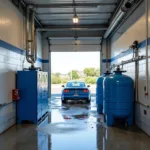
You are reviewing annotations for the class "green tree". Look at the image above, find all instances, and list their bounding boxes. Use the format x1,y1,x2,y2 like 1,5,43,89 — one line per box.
95,68,100,77
84,77,97,84
84,68,95,77
84,77,91,84
61,78,69,84
90,77,97,84
51,75,61,84
54,72,61,77
68,70,80,80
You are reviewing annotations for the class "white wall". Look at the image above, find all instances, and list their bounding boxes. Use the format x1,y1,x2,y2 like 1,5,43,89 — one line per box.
0,0,43,134
0,0,25,49
110,1,150,135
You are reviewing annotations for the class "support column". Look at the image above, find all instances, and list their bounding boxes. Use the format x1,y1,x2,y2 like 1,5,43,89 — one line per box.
48,40,51,98
106,38,111,69
101,39,108,74
100,39,103,76
42,38,50,97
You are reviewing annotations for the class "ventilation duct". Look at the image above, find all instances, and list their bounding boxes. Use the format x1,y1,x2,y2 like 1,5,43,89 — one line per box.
104,0,137,38
26,5,38,69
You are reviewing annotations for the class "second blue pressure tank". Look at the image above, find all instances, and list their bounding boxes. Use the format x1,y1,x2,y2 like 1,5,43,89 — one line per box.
96,71,111,114
103,66,134,126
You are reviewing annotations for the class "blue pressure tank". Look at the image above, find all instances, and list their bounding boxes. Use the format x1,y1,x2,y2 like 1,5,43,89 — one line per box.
96,71,111,114
103,66,134,126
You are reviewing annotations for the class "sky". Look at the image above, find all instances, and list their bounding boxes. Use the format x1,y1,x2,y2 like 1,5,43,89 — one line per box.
51,52,100,74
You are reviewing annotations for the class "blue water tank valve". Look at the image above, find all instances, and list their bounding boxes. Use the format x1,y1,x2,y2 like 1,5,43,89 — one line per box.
114,66,126,73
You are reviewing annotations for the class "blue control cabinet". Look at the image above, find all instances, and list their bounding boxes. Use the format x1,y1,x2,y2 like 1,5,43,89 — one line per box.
17,71,48,124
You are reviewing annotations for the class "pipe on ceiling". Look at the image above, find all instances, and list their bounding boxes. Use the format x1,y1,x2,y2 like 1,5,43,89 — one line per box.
104,0,136,39
145,0,149,102
109,0,144,38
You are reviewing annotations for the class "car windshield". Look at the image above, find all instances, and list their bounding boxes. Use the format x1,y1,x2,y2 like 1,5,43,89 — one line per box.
66,82,86,88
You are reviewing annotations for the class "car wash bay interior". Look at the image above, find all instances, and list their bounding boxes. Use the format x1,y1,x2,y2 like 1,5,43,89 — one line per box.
0,0,150,150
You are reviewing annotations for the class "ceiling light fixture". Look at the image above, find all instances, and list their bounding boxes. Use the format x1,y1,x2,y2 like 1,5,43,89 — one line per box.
73,15,79,24
73,0,79,24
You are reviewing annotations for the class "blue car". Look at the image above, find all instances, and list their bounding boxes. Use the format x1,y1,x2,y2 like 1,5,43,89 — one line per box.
61,81,91,104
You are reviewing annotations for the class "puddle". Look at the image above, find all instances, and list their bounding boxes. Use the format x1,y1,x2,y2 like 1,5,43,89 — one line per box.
52,108,90,117
66,100,88,104
73,114,88,120
63,113,89,120
37,122,86,134
63,115,72,119
61,107,70,110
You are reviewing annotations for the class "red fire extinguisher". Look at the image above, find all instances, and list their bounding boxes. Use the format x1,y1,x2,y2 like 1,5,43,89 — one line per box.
12,89,20,101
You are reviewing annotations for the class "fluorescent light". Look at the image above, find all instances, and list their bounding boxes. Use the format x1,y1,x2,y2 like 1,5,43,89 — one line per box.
73,15,79,24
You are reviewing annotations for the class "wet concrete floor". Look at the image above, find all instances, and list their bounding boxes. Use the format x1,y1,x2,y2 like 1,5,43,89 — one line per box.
0,94,150,150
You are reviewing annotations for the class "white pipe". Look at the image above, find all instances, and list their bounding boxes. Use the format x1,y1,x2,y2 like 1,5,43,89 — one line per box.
48,39,51,98
137,101,150,108
110,56,147,69
145,0,149,98
135,45,139,103
104,0,136,39
104,9,125,38
106,39,110,69
100,38,103,76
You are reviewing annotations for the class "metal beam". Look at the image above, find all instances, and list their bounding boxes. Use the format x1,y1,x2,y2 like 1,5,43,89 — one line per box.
35,3,117,8
40,18,108,21
34,16,43,27
47,35,103,38
37,24,108,31
43,31,105,38
36,12,112,15
37,28,107,31
49,44,101,46
48,37,102,40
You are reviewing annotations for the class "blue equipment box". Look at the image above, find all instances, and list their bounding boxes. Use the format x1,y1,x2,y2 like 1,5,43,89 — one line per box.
17,71,48,124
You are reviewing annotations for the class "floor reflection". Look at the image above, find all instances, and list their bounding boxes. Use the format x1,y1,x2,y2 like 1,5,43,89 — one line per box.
0,94,150,150
37,94,150,150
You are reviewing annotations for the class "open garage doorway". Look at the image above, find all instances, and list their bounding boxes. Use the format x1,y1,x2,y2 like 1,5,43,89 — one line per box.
50,52,100,96
48,37,101,98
